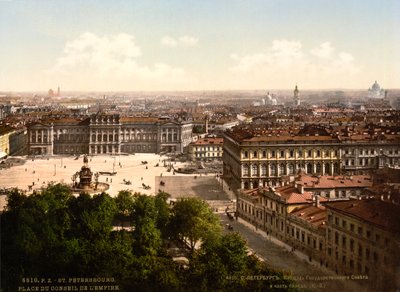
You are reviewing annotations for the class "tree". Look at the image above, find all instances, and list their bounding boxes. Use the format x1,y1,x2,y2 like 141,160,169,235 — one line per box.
169,197,221,252
131,194,162,256
154,191,171,239
115,190,135,227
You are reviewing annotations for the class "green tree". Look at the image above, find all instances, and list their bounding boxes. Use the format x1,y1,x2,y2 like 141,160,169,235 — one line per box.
154,191,171,239
115,190,135,227
170,197,221,252
131,194,162,256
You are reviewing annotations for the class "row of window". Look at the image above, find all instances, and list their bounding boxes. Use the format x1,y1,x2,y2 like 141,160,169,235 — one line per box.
242,162,340,176
195,146,222,151
242,149,339,159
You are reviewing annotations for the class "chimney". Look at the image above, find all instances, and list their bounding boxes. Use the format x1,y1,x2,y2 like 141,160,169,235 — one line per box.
296,183,304,194
314,195,320,207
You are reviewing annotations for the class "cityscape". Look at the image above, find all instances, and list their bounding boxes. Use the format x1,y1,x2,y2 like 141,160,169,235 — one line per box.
1,1,400,292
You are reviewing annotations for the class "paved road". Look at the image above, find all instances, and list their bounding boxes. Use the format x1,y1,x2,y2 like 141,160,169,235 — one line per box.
220,214,371,292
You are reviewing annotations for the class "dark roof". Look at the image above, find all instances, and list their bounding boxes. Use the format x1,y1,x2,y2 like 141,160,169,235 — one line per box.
325,199,400,234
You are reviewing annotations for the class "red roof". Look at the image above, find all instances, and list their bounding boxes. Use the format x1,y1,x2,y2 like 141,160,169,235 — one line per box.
290,205,327,228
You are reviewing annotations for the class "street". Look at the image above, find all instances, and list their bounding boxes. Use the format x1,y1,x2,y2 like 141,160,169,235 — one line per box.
220,213,371,292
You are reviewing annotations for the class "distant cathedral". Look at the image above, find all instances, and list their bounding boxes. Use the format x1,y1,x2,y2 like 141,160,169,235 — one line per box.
368,81,386,99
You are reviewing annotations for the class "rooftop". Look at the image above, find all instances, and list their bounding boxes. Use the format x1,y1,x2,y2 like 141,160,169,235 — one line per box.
325,199,400,235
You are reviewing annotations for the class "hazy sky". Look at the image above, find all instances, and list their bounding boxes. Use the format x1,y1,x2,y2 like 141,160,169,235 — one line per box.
0,0,399,91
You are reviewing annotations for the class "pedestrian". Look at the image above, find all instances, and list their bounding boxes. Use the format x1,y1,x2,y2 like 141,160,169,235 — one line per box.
141,177,143,181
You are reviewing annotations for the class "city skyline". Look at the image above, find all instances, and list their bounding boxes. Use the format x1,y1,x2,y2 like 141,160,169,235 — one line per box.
1,0,399,92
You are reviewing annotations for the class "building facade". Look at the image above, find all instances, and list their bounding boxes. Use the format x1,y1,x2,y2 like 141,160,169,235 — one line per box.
27,114,193,155
188,137,223,161
223,124,400,191
325,199,400,291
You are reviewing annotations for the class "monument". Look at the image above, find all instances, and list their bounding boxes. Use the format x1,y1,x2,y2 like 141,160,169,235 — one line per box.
72,155,108,193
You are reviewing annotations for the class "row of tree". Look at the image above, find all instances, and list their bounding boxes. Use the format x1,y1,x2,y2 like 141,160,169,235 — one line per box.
1,184,294,291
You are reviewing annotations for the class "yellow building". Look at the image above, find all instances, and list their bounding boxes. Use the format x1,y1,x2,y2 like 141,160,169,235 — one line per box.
325,199,400,291
224,125,341,190
188,137,223,161
0,125,16,158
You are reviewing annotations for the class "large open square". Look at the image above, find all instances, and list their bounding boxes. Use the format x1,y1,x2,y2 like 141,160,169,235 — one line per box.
0,154,231,210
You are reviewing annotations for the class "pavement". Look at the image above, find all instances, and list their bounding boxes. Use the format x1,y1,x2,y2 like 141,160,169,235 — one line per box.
0,154,197,210
0,154,231,210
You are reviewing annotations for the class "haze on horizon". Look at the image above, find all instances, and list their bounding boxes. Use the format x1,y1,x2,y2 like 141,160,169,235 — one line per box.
1,0,399,92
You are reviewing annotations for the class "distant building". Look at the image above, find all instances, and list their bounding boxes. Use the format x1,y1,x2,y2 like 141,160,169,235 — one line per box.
27,114,193,155
0,125,27,158
294,85,300,106
188,137,223,161
367,81,385,99
223,124,400,191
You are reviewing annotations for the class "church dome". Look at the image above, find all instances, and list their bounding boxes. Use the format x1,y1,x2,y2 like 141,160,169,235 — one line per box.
371,81,380,91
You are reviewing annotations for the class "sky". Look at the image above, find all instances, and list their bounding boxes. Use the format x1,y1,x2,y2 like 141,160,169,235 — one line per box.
0,0,399,92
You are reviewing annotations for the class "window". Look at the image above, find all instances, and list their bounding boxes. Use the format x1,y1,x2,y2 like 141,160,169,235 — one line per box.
308,150,312,157
242,165,249,176
350,223,354,232
358,244,362,257
358,226,362,235
262,151,266,158
280,150,284,158
253,151,257,158
252,164,258,176
317,150,321,157
342,220,347,229
289,150,294,158
270,164,277,176
261,164,267,176
271,150,275,158
244,151,248,158
279,164,285,175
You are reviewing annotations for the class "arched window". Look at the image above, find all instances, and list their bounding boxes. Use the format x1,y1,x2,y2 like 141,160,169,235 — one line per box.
261,164,267,176
253,151,257,158
325,163,331,175
252,181,259,189
316,163,322,174
279,163,285,175
262,151,266,158
244,181,250,189
288,163,295,175
252,164,258,176
242,164,249,176
307,163,312,174
270,164,277,176
334,163,339,174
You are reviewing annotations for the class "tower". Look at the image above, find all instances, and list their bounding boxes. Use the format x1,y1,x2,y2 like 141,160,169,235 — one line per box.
57,86,60,97
294,84,300,106
204,115,209,134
